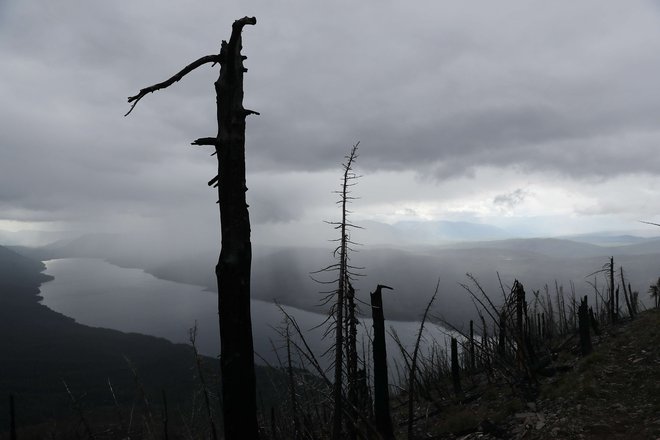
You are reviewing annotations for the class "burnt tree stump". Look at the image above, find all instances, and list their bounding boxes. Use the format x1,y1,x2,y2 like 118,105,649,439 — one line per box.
370,285,395,440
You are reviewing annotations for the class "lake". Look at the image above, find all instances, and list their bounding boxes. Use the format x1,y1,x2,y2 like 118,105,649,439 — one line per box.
40,258,455,369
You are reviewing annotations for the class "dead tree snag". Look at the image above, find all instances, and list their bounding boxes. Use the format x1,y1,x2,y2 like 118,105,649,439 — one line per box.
578,295,592,356
370,284,394,440
126,17,260,440
313,144,360,440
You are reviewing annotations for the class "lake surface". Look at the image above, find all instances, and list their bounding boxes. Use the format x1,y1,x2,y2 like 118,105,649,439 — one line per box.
40,258,455,368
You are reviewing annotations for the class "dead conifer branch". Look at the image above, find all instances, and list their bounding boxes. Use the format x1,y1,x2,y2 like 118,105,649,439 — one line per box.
125,54,222,116
192,137,220,147
208,175,219,187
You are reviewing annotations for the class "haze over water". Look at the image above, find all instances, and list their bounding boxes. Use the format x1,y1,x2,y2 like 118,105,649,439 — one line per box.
40,258,454,369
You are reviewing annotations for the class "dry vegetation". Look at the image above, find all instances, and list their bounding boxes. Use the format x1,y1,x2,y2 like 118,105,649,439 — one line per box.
261,270,660,440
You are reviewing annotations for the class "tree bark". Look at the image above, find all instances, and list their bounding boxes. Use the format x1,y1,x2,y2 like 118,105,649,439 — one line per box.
609,256,615,323
215,17,260,440
346,282,358,440
578,296,592,356
370,285,394,440
126,16,260,440
451,337,462,397
332,144,359,440
10,394,16,440
469,320,475,373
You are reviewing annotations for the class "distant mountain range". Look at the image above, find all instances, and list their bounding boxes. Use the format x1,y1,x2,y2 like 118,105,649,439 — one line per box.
0,229,79,247
356,220,510,244
4,219,660,248
8,227,660,329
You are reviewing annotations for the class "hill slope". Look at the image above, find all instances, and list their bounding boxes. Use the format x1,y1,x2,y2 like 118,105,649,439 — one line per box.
0,245,282,436
414,309,660,439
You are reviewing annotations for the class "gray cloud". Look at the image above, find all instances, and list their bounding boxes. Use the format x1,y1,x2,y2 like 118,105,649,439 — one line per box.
1,0,660,233
493,189,528,210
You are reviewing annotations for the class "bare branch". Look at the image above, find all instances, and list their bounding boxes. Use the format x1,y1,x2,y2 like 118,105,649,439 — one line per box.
192,137,220,147
125,54,222,116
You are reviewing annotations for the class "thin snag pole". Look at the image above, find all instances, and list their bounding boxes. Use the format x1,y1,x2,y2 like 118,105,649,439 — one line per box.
469,320,475,373
329,143,360,440
407,283,438,440
610,256,615,323
451,337,462,397
126,17,260,440
370,284,395,440
285,322,301,440
9,394,16,440
578,295,592,356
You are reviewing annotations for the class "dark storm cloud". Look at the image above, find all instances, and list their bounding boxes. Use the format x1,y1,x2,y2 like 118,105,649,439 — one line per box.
244,2,660,183
1,0,660,228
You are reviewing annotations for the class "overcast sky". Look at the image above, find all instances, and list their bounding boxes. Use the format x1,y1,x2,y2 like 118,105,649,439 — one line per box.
2,1,660,247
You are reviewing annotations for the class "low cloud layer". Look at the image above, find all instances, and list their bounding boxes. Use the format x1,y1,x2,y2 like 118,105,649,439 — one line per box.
1,1,660,239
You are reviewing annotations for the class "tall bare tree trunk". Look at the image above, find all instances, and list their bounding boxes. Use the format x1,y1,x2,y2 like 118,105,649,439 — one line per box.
285,323,300,440
215,17,260,440
332,187,348,440
609,256,615,323
126,17,260,440
451,337,462,397
469,320,476,373
330,144,359,440
9,394,16,440
346,282,358,440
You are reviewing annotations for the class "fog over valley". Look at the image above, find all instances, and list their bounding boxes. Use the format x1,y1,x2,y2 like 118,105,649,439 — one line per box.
15,226,660,337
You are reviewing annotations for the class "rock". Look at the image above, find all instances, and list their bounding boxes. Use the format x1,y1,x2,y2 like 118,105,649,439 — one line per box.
514,412,536,419
610,403,625,411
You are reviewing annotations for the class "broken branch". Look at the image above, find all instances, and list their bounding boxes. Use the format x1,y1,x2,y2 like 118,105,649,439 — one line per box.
125,54,222,116
192,137,220,147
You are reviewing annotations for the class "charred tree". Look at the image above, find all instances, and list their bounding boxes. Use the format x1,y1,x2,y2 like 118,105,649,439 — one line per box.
480,314,492,378
469,320,476,373
513,280,534,372
498,312,506,358
515,280,525,342
370,284,394,440
578,295,592,355
213,18,260,440
407,288,437,440
9,394,16,440
609,256,616,323
313,143,361,440
126,17,260,440
346,282,359,440
620,267,634,319
650,278,660,309
285,323,301,440
451,337,462,397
